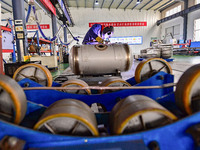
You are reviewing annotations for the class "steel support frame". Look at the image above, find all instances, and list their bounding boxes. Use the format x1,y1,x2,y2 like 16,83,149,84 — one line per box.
12,0,28,62
0,26,3,74
183,0,188,41
157,3,200,26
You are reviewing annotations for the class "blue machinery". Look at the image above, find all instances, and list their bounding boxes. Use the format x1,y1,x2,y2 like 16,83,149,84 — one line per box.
0,71,199,150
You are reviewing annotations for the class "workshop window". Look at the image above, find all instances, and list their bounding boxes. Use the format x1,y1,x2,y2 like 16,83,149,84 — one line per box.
196,0,200,4
194,18,200,41
165,5,181,17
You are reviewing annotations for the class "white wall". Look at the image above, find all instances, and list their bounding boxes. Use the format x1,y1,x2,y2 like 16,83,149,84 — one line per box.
160,17,184,42
160,0,200,42
187,9,200,41
68,7,161,54
1,7,161,55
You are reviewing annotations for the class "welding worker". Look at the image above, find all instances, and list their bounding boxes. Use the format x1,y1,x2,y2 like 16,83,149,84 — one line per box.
82,24,114,45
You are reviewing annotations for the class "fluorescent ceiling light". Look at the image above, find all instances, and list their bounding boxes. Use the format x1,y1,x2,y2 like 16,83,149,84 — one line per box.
95,0,99,5
136,0,141,4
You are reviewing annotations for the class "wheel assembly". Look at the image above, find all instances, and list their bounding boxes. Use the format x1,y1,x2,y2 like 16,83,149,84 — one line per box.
61,79,91,94
0,75,27,124
110,95,177,135
99,77,131,94
135,58,172,83
175,64,200,114
13,63,53,87
34,99,99,136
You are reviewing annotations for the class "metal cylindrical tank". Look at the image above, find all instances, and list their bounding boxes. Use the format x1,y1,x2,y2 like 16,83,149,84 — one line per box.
110,95,177,135
69,43,133,75
34,99,99,136
159,44,173,59
140,48,161,58
146,48,161,58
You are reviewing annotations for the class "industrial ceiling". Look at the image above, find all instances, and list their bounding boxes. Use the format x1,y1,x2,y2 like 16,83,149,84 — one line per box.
0,0,183,26
64,0,181,11
0,0,182,14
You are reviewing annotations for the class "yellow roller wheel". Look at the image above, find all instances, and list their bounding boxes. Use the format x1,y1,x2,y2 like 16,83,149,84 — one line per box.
0,75,27,124
34,99,99,136
135,58,172,83
175,64,200,114
99,77,131,94
110,95,177,135
61,79,91,95
13,63,52,87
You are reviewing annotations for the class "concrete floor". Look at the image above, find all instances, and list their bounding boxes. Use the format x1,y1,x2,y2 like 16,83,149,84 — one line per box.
121,55,200,84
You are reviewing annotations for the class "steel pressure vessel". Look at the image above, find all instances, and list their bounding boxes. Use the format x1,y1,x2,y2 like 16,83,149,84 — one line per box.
69,43,133,75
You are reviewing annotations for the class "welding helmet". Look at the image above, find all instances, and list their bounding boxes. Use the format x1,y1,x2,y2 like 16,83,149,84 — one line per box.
102,26,114,35
102,26,114,39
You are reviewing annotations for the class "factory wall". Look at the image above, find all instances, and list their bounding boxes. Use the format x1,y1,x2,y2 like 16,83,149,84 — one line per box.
160,17,184,43
187,8,200,41
161,2,184,19
160,0,200,43
68,7,161,55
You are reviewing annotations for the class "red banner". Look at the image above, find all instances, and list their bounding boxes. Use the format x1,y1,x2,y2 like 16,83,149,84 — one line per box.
27,24,50,30
40,0,56,16
89,22,147,27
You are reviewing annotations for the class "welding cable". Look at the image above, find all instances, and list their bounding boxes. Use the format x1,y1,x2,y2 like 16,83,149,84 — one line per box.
23,82,176,91
26,5,32,23
32,5,79,43
32,5,49,40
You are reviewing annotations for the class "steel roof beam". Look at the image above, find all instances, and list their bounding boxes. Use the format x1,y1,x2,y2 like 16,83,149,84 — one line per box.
76,0,79,8
0,0,12,7
1,6,12,13
131,0,143,10
93,0,95,9
109,0,115,10
124,0,133,10
116,0,124,9
159,1,178,11
85,0,87,8
139,0,153,10
101,0,105,9
154,0,172,11
147,0,162,11
66,0,70,7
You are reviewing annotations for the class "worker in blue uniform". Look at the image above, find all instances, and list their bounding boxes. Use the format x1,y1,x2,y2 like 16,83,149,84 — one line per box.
82,24,114,45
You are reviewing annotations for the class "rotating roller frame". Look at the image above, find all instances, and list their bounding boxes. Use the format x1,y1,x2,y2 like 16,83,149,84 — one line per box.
61,79,91,94
34,99,99,136
99,77,131,94
110,95,177,135
175,64,200,114
13,63,53,87
0,75,27,124
135,58,172,83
